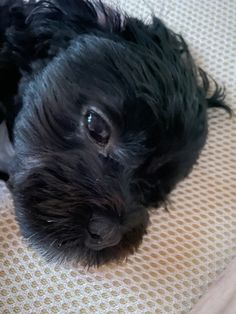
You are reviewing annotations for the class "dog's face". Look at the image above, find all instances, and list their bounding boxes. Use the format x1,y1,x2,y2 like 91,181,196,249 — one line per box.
11,34,207,266
8,9,209,266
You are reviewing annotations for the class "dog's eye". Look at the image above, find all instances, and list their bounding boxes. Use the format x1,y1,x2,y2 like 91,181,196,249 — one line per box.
85,110,110,145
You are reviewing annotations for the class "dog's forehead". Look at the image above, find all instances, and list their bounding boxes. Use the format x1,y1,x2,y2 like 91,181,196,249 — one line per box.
32,39,149,98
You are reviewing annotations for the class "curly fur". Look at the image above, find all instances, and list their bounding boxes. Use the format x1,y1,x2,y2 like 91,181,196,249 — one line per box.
0,0,231,266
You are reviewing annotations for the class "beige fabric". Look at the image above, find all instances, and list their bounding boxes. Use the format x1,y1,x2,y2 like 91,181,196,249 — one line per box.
0,0,235,313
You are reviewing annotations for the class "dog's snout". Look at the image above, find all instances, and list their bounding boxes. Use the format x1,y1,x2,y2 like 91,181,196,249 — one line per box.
85,213,121,251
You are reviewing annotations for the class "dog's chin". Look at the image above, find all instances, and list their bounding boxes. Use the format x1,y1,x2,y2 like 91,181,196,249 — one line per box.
19,222,148,267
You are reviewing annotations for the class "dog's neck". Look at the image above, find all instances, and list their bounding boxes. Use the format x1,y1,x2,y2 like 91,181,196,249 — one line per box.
0,121,15,174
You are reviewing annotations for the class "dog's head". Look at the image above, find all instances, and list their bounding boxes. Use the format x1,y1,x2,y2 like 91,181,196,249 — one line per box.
9,1,216,266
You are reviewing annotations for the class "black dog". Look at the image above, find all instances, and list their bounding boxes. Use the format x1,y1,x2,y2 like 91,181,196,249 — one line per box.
0,0,231,266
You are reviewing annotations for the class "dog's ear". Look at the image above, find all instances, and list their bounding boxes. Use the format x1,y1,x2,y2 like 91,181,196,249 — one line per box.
0,0,124,84
121,15,232,209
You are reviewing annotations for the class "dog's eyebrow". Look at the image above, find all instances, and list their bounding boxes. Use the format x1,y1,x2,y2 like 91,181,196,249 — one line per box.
100,103,124,127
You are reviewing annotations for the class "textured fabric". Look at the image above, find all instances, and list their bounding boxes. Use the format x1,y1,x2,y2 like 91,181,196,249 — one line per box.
0,1,235,313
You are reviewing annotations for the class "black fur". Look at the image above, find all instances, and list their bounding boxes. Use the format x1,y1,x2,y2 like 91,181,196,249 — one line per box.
0,0,231,266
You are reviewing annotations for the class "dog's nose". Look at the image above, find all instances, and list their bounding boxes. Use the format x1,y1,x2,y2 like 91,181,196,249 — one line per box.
85,214,121,251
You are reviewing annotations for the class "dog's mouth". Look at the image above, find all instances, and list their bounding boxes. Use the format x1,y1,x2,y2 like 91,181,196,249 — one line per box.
21,223,147,267
85,230,122,251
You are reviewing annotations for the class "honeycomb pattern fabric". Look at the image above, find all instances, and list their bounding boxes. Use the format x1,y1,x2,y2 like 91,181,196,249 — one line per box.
0,0,236,313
